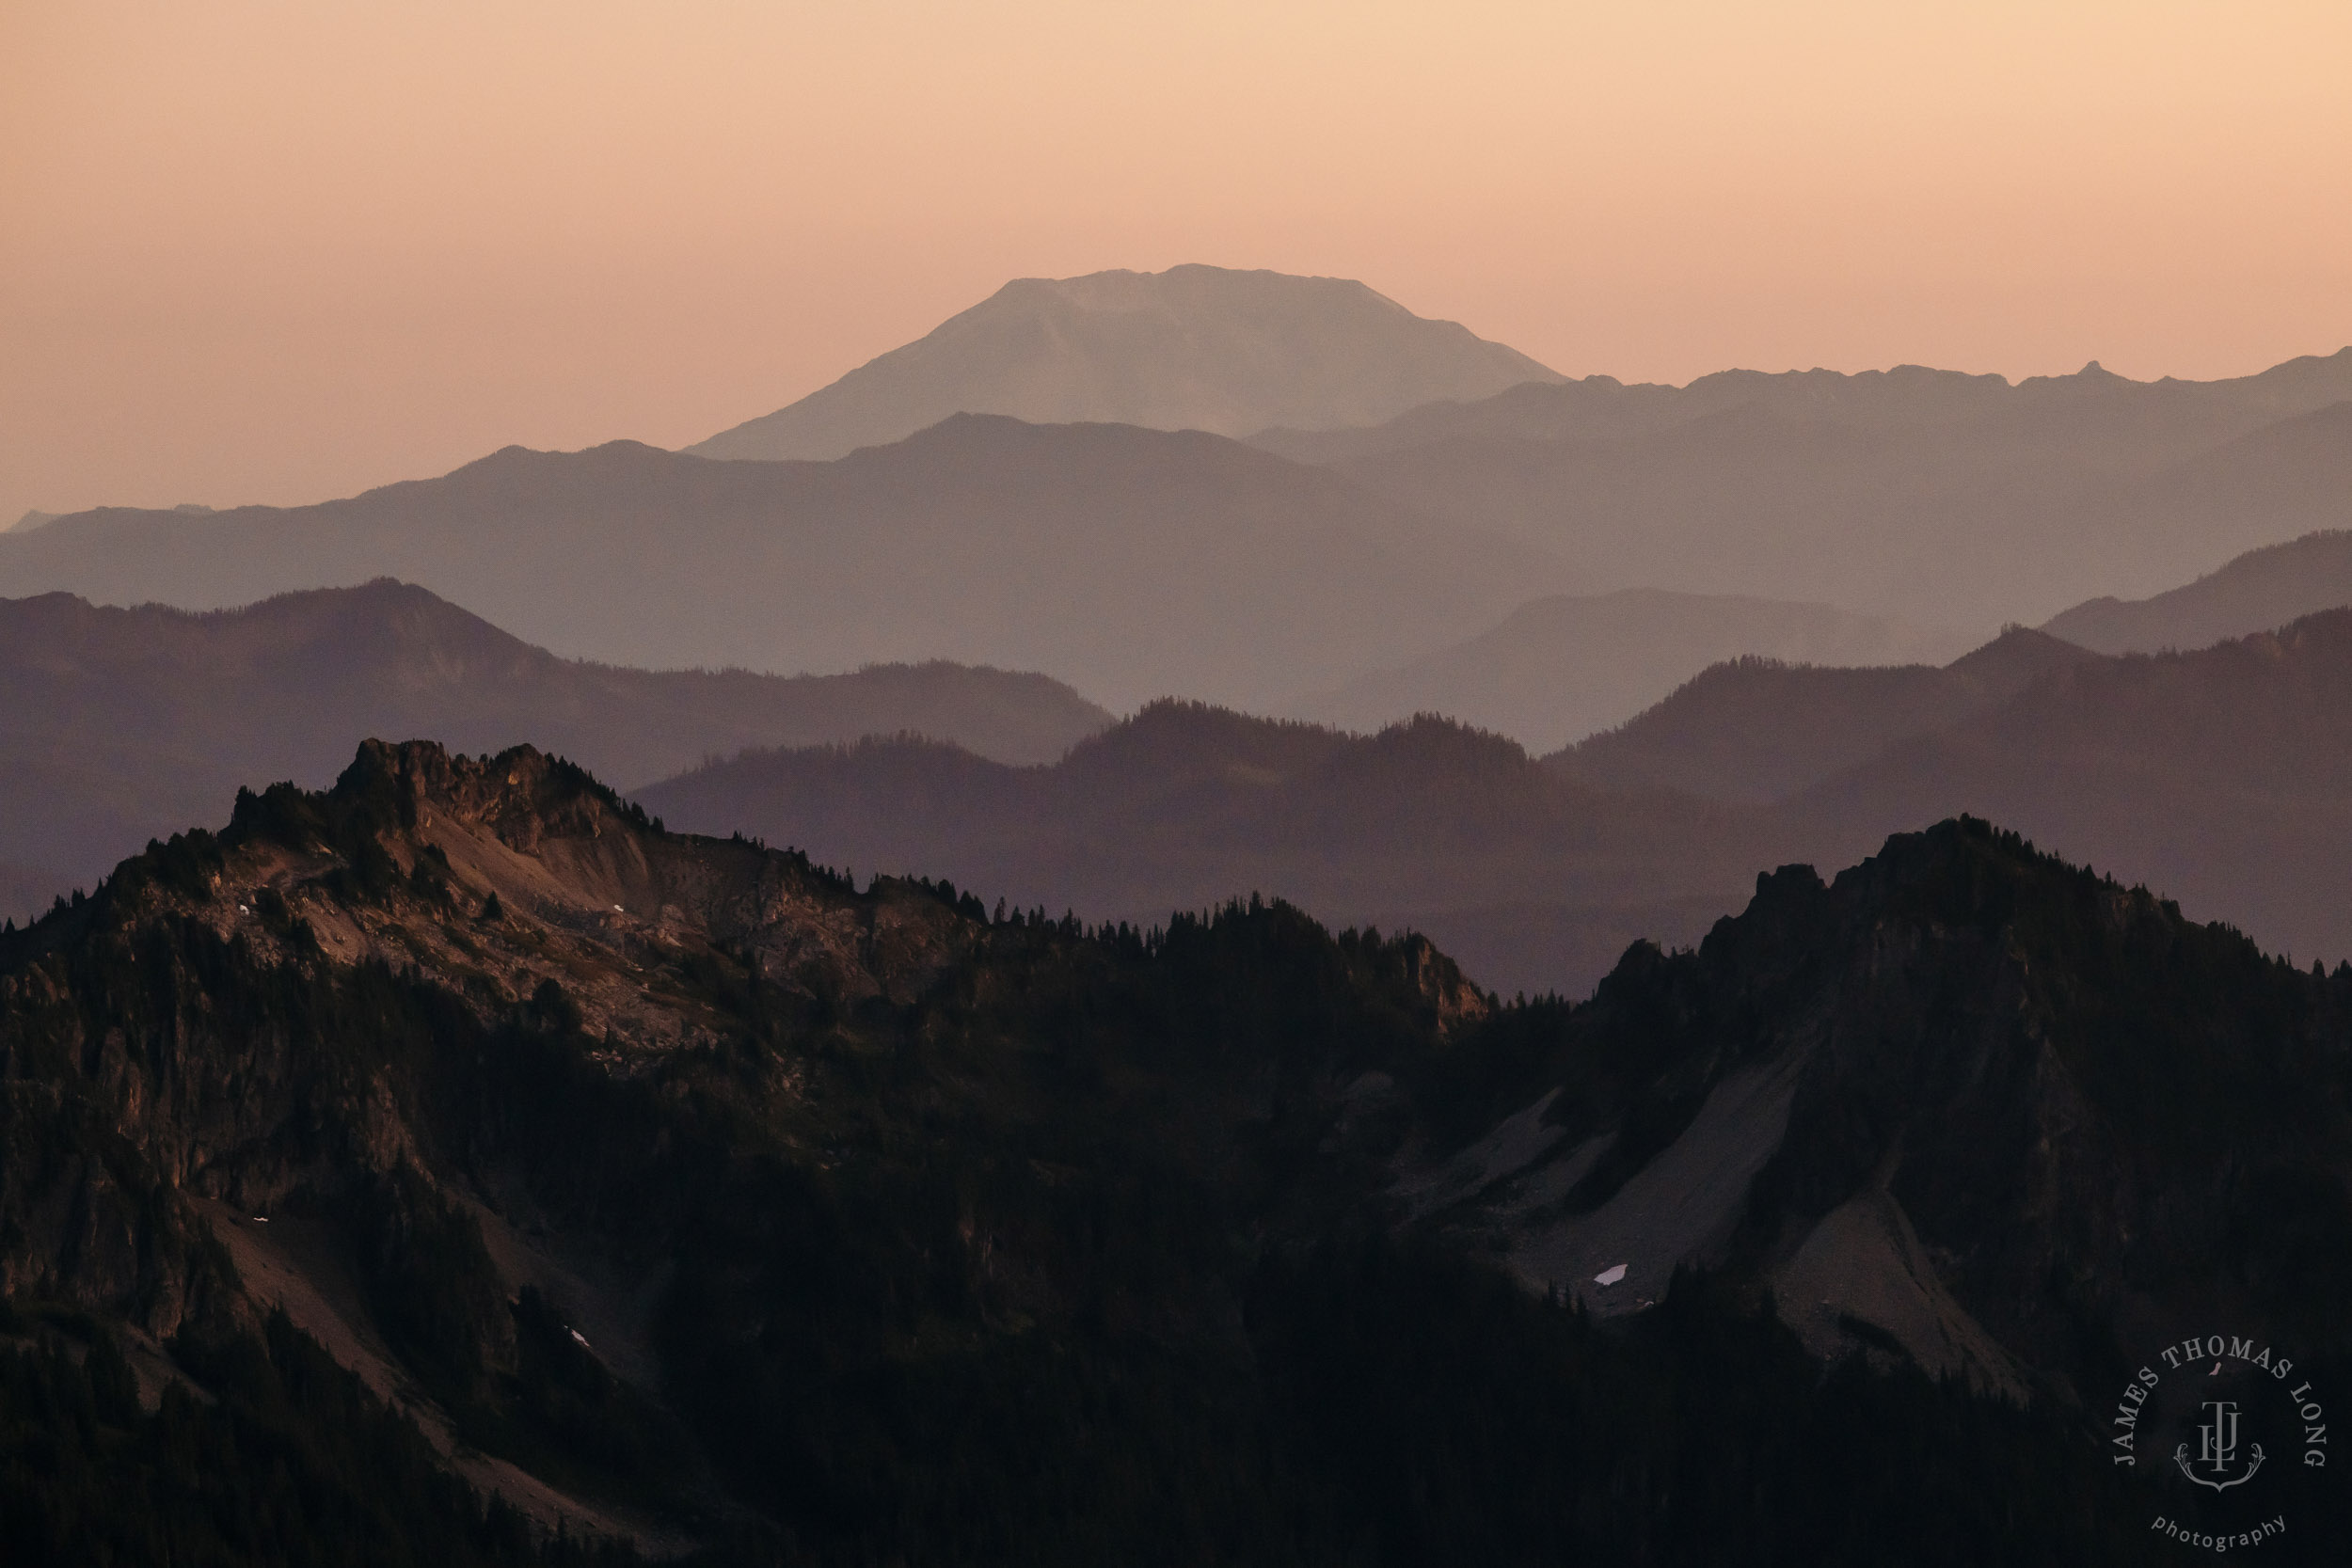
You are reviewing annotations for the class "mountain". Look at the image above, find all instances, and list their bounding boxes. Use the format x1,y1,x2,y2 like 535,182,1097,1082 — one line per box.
1557,626,2098,801
1559,609,2352,967
1785,610,2352,966
1258,350,2352,463
4,749,2344,1560
1416,816,2352,1432
638,703,1778,1000
644,611,2352,1001
1293,588,1969,752
2044,525,2352,654
0,419,1567,714
0,580,1108,920
1255,351,2352,629
686,264,1563,461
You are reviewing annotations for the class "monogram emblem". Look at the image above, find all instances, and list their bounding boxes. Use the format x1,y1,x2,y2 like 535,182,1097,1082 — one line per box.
2174,1400,2265,1491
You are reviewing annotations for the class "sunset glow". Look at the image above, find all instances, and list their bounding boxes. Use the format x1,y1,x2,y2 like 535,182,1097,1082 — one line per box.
4,0,2347,523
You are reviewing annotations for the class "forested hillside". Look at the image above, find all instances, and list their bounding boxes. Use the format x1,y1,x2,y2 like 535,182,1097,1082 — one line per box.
8,746,2344,1560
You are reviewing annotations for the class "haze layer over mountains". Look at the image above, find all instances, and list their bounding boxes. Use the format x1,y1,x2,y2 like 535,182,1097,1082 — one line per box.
0,421,1562,715
643,609,2352,999
8,263,2351,990
1295,589,1969,752
2042,526,2352,653
6,265,2344,736
1259,351,2352,627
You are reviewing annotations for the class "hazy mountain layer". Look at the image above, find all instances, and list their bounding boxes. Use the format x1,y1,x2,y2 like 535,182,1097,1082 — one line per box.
1569,610,2352,967
1787,610,2352,966
644,612,2352,999
1259,350,2352,462
688,264,1562,461
1295,587,1968,752
1259,351,2352,628
4,749,2343,1560
639,704,1776,1000
2044,525,2352,653
0,419,1566,713
0,581,1107,919
1557,626,2097,801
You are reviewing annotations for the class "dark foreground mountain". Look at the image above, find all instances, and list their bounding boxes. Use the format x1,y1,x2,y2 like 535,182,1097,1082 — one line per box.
1295,587,1967,752
1411,818,2352,1559
687,264,1562,461
4,750,2345,1561
2044,528,2352,654
0,419,1563,713
1258,352,2352,629
0,581,1108,922
638,704,1775,999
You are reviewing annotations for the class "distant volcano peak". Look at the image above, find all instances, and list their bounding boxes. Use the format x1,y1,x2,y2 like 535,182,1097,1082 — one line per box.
686,263,1561,462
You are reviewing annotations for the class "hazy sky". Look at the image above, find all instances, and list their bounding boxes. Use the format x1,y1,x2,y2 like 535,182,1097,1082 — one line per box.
5,1,2348,526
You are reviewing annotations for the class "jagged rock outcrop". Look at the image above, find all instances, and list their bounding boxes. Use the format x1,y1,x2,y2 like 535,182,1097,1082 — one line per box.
1406,818,2352,1404
0,739,1490,1550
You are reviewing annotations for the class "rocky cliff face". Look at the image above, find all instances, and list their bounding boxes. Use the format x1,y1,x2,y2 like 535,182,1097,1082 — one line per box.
0,739,1028,1332
1408,818,2352,1404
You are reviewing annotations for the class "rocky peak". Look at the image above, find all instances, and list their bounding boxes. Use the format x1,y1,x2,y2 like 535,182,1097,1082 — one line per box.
325,738,633,854
1416,816,2352,1400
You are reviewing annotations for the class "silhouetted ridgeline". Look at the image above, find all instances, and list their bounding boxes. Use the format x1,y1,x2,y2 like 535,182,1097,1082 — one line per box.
1291,586,1968,752
4,749,2347,1560
1556,625,2097,802
1783,609,2352,968
0,418,1566,713
2044,523,2352,654
646,612,2352,998
1257,350,2352,629
637,702,1775,999
0,580,1108,922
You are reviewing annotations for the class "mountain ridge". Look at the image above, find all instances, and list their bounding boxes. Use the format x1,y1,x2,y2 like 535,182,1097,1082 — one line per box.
0,579,1109,921
2043,522,2352,654
1254,350,2352,628
5,744,2347,1559
0,418,1569,713
636,703,1776,1000
640,610,2352,1000
1555,625,2099,801
1295,587,1969,752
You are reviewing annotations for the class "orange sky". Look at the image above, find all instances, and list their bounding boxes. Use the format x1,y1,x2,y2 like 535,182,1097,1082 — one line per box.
4,1,2348,526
